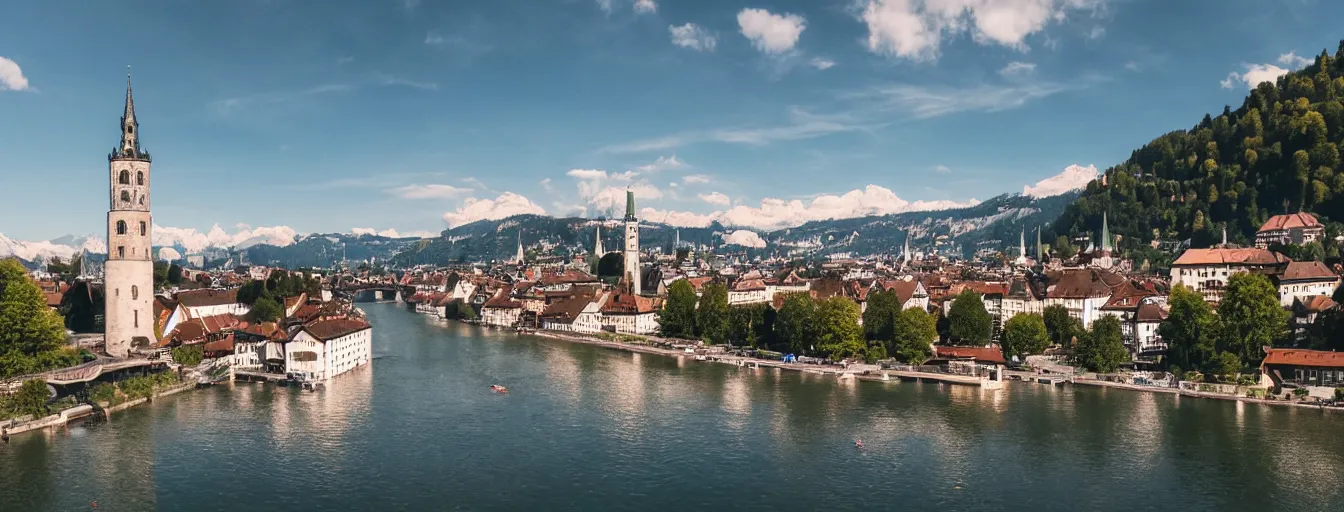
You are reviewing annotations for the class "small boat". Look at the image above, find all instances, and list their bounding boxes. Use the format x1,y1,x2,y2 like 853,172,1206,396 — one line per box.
490,385,509,394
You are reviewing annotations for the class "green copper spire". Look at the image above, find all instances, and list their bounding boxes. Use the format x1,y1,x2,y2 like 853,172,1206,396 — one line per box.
624,189,636,221
1101,211,1112,253
1036,226,1043,261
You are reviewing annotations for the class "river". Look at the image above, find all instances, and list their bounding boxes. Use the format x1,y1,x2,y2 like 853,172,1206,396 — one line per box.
1,302,1342,511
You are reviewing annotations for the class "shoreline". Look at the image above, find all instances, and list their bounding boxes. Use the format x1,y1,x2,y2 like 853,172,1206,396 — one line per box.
2,380,200,439
520,326,1341,413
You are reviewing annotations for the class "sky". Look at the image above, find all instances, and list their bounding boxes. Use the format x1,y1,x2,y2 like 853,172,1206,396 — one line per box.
2,0,1343,243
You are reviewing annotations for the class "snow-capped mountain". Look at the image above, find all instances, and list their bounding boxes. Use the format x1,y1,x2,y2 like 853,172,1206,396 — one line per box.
0,233,99,262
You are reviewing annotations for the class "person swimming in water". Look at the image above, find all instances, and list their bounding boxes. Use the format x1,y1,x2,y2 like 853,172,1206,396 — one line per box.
855,439,863,448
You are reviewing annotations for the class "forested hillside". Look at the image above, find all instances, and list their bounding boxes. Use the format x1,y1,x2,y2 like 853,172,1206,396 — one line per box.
1053,42,1344,253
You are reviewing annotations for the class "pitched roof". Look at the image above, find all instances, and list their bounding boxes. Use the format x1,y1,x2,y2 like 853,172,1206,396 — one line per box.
483,285,523,309
601,291,659,314
539,289,599,325
203,334,235,354
1172,248,1289,266
1262,347,1344,368
1295,295,1338,314
1045,269,1117,299
1135,303,1168,323
1278,261,1338,282
880,279,922,305
175,288,239,308
732,278,766,292
301,317,372,341
934,345,1007,364
1257,212,1322,233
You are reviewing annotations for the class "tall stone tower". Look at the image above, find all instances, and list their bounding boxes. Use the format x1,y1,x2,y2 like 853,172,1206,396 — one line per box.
104,70,156,357
622,189,640,295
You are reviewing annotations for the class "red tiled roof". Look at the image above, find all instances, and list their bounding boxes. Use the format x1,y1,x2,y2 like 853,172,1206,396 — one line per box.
1172,248,1289,266
732,278,766,292
601,292,659,314
301,317,371,341
1297,295,1337,313
484,286,523,309
1135,303,1168,323
204,334,235,354
1279,261,1338,282
1257,212,1322,233
240,321,288,341
934,345,1007,364
1045,269,1116,299
1262,347,1344,368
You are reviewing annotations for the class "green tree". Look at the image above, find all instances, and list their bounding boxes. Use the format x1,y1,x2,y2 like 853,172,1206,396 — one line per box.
1206,351,1242,382
1001,313,1049,360
946,290,992,345
890,307,937,364
1160,285,1220,371
1217,273,1289,366
813,297,865,361
659,279,697,338
726,304,768,347
862,289,900,342
696,283,730,344
0,258,27,298
1053,236,1077,259
171,344,204,367
1075,315,1129,373
1043,304,1082,348
13,379,51,419
249,296,283,323
167,264,184,285
0,276,67,356
775,293,817,355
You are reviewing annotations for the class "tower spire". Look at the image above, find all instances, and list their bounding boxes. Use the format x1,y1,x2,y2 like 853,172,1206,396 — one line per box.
114,66,147,161
1019,228,1026,259
624,188,636,221
516,231,524,264
1035,226,1043,261
594,222,603,256
1100,212,1112,253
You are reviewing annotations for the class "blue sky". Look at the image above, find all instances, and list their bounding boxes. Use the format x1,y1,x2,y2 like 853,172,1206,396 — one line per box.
2,0,1342,243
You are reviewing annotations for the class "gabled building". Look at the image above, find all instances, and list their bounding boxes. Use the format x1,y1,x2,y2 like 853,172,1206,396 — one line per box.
1043,269,1123,329
285,317,373,381
481,285,524,328
1255,212,1324,248
1169,248,1290,303
600,291,660,335
176,288,249,319
1273,260,1339,308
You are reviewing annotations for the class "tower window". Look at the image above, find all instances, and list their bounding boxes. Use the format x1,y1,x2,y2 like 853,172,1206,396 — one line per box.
134,310,139,328
132,285,138,300
140,221,147,236
121,190,131,203
117,246,125,259
119,170,130,184
116,220,127,235
137,171,144,185
128,125,134,135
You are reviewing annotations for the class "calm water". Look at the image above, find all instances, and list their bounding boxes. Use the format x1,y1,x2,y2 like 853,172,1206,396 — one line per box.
2,302,1343,511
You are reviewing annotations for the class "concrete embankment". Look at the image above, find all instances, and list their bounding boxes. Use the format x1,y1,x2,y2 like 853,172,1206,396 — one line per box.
529,331,999,388
2,381,200,439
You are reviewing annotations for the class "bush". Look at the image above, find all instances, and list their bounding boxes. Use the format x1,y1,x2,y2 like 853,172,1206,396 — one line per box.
1336,388,1344,401
1293,388,1310,397
88,383,117,404
172,344,204,367
13,379,51,419
1183,371,1204,382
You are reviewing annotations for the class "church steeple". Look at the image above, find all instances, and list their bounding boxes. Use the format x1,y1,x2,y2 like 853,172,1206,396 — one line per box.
113,66,149,162
1100,212,1112,254
624,189,636,221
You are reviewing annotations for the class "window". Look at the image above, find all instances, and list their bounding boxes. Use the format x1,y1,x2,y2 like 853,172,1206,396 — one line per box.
116,220,127,235
119,170,130,184
137,171,144,185
131,285,138,300
117,246,125,259
121,190,131,203
140,221,146,236
134,310,139,328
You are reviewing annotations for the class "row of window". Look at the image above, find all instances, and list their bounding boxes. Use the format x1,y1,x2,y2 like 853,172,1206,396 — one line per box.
117,170,146,185
115,220,147,236
118,190,146,206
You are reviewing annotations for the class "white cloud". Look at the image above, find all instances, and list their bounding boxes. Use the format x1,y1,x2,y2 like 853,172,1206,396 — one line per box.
1124,60,1141,72
999,61,1037,77
633,155,688,173
153,224,299,253
0,57,31,91
566,169,609,181
716,186,979,230
540,178,554,192
810,57,836,70
634,0,656,14
442,192,546,228
683,174,711,185
351,228,435,238
1278,51,1311,69
596,0,613,13
424,33,444,45
588,184,663,213
1022,164,1097,198
386,183,472,199
698,192,731,206
723,230,767,248
1086,25,1105,40
635,208,713,227
852,81,1068,119
737,8,806,55
934,165,952,173
670,23,717,52
158,247,182,261
1220,63,1289,90
859,0,1100,62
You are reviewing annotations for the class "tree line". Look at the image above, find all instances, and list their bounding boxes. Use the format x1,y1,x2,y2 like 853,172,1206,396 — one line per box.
0,259,82,378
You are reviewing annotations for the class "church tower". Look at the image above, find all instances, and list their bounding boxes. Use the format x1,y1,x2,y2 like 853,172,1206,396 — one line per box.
623,189,641,295
104,69,156,357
